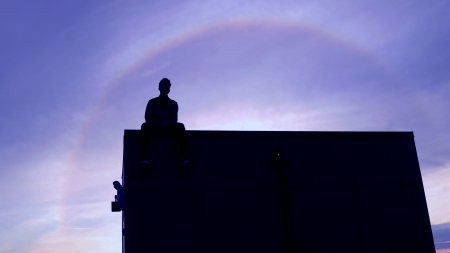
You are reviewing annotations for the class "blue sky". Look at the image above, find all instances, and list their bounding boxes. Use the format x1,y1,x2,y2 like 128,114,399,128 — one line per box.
1,0,449,252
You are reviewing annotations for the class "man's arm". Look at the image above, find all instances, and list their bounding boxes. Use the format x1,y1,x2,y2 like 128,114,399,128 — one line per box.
167,101,178,124
144,100,159,124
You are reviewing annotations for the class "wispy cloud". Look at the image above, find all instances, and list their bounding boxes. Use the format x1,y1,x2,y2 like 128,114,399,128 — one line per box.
1,0,449,252
433,222,450,251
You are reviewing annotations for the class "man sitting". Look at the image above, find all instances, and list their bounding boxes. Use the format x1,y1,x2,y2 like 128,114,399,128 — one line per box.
140,78,191,168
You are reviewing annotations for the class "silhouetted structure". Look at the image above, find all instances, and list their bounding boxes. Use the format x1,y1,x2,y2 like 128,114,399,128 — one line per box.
111,181,124,212
117,130,436,253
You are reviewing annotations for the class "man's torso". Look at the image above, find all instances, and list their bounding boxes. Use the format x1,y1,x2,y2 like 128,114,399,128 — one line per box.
147,96,177,122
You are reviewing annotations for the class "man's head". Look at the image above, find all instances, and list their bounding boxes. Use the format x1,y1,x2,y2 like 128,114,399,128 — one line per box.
159,78,171,96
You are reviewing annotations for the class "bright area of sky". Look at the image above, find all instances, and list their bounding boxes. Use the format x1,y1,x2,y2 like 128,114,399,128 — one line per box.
1,0,449,252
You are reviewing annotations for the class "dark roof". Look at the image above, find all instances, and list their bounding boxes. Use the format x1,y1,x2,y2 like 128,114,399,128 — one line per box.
124,129,414,138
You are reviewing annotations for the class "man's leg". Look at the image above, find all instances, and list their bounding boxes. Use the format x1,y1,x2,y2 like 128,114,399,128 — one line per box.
167,122,189,165
140,122,159,162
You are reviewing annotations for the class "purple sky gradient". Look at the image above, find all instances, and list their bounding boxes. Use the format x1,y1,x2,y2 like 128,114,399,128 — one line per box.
1,0,450,252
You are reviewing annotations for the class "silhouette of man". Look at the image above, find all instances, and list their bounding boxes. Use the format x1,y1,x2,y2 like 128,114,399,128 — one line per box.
140,78,191,168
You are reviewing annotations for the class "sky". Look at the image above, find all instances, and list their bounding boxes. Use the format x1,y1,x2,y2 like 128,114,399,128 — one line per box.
0,0,449,252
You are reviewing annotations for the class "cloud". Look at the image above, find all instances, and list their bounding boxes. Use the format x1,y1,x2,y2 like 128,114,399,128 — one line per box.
433,222,450,251
422,165,450,225
0,214,58,253
19,223,121,253
1,1,449,252
140,62,172,77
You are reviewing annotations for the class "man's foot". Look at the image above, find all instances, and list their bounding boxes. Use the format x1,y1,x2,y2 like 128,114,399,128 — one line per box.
140,160,151,169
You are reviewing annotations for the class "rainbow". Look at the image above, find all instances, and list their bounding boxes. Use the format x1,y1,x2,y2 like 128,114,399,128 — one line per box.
58,17,393,230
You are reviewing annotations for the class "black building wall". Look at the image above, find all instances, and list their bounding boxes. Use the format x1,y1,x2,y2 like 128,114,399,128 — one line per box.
121,130,435,253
